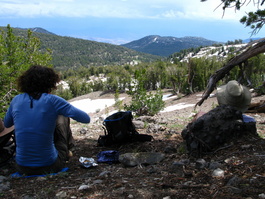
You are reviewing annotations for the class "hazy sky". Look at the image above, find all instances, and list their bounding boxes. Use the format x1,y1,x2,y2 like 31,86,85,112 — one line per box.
0,0,264,44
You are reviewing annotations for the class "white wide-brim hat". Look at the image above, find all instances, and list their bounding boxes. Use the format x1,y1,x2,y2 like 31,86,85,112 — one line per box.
216,80,251,113
0,120,14,137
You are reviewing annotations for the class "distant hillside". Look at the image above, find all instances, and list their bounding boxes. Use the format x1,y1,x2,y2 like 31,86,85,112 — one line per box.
13,27,56,35
28,27,57,35
121,35,221,57
0,26,161,69
170,43,247,62
243,38,261,43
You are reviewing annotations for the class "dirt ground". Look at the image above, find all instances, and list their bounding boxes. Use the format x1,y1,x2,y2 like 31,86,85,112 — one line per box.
1,90,265,199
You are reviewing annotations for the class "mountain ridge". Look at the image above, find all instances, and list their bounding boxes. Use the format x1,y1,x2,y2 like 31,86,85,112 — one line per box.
2,26,259,68
0,26,161,69
121,35,221,56
15,27,57,35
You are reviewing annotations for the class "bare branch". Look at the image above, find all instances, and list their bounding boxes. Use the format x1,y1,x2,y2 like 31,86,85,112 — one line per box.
196,38,265,107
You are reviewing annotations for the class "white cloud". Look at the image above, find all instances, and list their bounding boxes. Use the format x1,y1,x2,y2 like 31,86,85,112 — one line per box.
160,10,185,18
157,1,260,22
0,0,260,21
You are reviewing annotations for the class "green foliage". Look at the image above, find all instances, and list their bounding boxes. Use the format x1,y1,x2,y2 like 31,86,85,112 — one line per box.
114,90,123,111
54,84,73,100
124,68,165,116
55,43,265,108
226,53,265,92
202,0,265,35
105,65,132,91
58,47,265,105
225,39,243,45
165,63,187,94
0,26,161,69
124,88,165,116
185,57,223,93
240,9,265,34
67,78,92,98
0,25,52,118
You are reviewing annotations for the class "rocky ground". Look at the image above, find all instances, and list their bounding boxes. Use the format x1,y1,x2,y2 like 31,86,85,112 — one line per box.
1,90,265,199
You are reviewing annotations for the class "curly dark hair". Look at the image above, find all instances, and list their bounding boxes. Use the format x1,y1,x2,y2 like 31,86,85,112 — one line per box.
17,65,60,95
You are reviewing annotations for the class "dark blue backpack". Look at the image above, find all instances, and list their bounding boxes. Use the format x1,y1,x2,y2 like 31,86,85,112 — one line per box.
98,111,153,146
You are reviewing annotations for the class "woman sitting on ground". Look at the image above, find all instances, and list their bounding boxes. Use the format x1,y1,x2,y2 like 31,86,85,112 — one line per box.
3,65,91,175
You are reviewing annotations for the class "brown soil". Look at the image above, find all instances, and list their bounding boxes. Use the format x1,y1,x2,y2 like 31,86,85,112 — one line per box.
2,90,265,199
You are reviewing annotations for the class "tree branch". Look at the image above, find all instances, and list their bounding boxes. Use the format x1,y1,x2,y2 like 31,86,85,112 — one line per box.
196,37,265,107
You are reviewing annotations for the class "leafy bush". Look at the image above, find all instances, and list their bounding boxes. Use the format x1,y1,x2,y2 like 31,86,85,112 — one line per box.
124,86,165,116
54,84,73,100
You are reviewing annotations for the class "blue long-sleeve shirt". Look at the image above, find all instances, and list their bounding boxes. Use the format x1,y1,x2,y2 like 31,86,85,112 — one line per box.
4,93,90,167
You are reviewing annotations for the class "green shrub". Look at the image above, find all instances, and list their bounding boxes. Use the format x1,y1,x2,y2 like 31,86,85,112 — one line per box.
124,87,165,116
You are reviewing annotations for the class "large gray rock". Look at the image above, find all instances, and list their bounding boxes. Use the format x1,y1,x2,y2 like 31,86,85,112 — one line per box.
181,105,257,157
133,120,145,129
